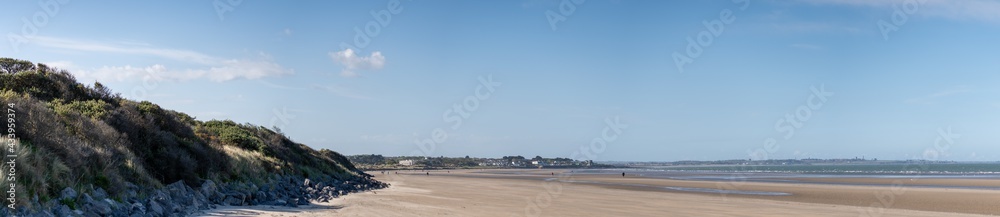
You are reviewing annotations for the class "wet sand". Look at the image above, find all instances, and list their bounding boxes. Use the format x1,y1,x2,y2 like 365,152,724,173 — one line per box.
782,177,1000,188
198,169,1000,216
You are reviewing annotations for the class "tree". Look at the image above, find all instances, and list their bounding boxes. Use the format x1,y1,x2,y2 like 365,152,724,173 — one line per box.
0,57,36,74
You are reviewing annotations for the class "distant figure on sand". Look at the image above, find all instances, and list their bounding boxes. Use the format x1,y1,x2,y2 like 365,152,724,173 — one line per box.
551,172,554,176
426,172,429,176
622,172,625,177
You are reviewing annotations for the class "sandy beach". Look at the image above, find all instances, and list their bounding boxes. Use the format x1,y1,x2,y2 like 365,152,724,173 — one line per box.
198,169,1000,217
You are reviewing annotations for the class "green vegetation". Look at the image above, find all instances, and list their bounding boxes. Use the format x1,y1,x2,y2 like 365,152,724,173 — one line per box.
0,57,366,208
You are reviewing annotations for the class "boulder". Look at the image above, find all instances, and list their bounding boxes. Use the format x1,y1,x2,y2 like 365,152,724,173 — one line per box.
222,193,245,206
60,187,78,201
147,200,164,217
130,202,146,215
92,187,108,200
86,199,112,216
54,205,75,217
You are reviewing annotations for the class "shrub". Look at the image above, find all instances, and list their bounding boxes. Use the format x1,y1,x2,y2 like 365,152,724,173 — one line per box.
0,57,35,74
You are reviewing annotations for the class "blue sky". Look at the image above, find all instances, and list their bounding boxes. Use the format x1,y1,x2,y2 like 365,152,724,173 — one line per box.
2,0,999,161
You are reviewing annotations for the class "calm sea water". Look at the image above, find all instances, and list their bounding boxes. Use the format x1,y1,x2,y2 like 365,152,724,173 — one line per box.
636,163,1000,175
481,164,1000,195
558,163,1000,193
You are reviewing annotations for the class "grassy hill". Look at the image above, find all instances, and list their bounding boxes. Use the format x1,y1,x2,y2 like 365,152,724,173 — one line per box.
0,57,374,210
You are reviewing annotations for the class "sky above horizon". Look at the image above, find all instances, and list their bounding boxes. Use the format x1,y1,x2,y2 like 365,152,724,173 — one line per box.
2,0,999,161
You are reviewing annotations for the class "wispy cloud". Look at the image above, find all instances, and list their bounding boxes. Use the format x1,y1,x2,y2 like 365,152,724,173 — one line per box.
905,85,973,104
34,36,216,64
801,0,1000,23
329,48,385,78
34,36,293,82
309,84,374,100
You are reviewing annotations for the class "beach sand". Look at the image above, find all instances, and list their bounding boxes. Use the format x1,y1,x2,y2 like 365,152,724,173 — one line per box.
197,169,1000,216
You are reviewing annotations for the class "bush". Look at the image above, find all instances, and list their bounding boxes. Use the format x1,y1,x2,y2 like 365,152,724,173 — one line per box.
51,99,111,120
202,120,268,154
0,57,35,74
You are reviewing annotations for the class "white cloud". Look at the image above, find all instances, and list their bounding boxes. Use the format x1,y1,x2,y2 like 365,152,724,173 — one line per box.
801,0,1000,23
69,64,169,83
329,48,385,78
34,36,293,82
34,36,216,64
283,28,293,36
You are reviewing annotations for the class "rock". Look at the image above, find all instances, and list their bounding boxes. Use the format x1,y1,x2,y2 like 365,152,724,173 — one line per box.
303,178,311,187
39,210,56,217
92,187,108,200
201,180,220,203
193,190,209,210
166,181,188,201
60,187,78,200
147,200,164,216
222,193,244,206
151,189,169,203
87,199,112,215
130,202,146,215
105,198,120,210
54,205,74,217
80,193,94,206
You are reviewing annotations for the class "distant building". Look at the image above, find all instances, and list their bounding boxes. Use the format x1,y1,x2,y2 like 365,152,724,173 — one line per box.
531,161,548,166
399,160,415,166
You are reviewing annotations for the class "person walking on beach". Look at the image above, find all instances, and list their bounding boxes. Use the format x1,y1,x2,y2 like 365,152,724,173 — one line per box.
426,172,429,176
622,172,625,177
